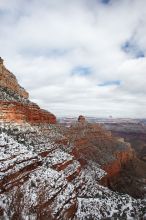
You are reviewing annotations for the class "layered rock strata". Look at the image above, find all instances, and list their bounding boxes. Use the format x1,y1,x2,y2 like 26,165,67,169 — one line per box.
0,58,56,124
0,101,56,124
0,57,28,99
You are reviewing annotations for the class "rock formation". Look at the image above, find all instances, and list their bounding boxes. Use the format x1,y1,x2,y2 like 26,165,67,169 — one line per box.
105,122,146,162
61,117,146,199
78,115,86,123
0,58,56,124
0,57,28,99
65,119,135,177
0,101,56,124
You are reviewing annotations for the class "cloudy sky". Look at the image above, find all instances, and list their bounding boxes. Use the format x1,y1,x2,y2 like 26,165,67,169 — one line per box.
0,0,146,118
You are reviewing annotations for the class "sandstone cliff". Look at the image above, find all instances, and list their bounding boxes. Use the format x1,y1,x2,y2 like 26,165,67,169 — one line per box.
0,58,56,124
0,57,28,99
105,122,146,162
0,101,56,124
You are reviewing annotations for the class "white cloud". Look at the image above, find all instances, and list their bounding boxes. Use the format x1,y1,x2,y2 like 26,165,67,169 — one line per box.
0,0,146,117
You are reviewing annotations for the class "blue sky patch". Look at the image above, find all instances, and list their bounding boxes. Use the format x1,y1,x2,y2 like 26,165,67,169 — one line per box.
98,80,121,87
122,40,145,58
72,66,92,76
0,9,9,18
100,0,111,4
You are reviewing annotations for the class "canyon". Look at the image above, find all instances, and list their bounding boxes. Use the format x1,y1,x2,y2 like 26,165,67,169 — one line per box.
104,121,146,163
0,59,146,219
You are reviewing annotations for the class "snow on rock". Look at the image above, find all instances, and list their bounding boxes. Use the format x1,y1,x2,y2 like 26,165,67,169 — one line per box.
0,123,146,219
75,192,142,220
44,149,73,167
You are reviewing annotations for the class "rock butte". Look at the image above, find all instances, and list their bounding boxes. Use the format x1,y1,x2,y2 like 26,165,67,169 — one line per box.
78,115,86,123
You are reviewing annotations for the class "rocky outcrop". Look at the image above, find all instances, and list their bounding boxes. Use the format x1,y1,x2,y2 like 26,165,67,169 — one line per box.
0,58,56,124
102,143,135,178
65,118,134,171
78,115,86,123
0,101,56,124
100,145,135,186
0,57,28,99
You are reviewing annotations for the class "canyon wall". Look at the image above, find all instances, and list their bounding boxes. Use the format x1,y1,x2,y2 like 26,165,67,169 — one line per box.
0,57,28,99
0,101,56,124
100,144,135,185
0,58,56,124
105,122,146,162
65,119,135,175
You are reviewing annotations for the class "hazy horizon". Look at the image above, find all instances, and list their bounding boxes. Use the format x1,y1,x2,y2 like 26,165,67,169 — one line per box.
58,115,146,119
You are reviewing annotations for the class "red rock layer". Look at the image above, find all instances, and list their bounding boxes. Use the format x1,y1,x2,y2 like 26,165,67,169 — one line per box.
112,130,146,162
0,58,56,124
0,101,56,124
65,120,136,186
100,146,135,185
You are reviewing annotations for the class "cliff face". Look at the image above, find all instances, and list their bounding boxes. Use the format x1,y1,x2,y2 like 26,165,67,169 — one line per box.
102,143,135,178
0,58,56,124
0,58,28,99
64,120,135,174
105,122,146,162
0,101,56,124
63,119,146,199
